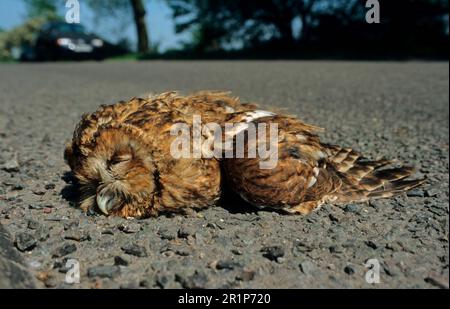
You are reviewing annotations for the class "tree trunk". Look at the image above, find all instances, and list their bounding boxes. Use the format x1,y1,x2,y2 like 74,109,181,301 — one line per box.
130,0,149,54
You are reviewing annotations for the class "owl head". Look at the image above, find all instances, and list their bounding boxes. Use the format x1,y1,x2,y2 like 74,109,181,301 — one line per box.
65,126,157,218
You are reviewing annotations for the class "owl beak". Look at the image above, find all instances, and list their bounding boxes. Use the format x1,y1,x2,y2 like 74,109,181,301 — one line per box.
96,190,117,215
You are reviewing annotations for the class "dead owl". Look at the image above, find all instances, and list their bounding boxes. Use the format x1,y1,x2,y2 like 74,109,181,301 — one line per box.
64,91,425,218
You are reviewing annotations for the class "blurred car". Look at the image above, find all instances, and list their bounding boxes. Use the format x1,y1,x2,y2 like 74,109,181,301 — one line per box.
32,22,109,61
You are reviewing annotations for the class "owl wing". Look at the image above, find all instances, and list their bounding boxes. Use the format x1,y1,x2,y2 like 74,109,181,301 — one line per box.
223,113,425,214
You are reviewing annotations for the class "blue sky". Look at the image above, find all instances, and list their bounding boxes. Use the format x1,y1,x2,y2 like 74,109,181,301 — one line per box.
0,0,191,51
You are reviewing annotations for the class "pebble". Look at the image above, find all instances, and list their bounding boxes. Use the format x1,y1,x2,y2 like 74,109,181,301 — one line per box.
114,256,129,266
425,189,440,198
176,271,208,289
299,261,317,275
425,274,449,289
121,243,148,257
329,245,344,254
231,249,243,255
365,240,378,250
344,204,359,213
329,213,341,223
155,273,171,288
44,183,56,190
64,231,91,242
407,189,425,197
261,246,285,261
158,228,176,240
87,265,121,279
215,260,241,270
27,220,41,230
178,226,196,238
118,222,141,234
236,269,255,282
15,232,37,252
2,158,20,172
344,265,356,275
52,243,77,257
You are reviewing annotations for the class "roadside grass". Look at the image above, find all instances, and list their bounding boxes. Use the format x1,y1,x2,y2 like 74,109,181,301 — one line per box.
106,53,139,61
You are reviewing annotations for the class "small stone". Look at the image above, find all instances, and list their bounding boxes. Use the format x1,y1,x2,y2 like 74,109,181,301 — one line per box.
369,200,383,209
176,271,208,289
35,225,50,241
425,274,449,289
329,213,341,222
261,246,284,261
87,265,121,279
236,269,255,282
15,232,37,252
28,204,44,210
178,226,196,239
344,204,358,213
299,261,317,275
114,256,129,266
44,183,56,190
425,189,439,198
64,231,90,242
27,220,41,230
52,243,77,258
158,228,176,240
118,222,141,234
344,265,356,275
121,243,148,257
329,245,344,254
155,273,170,288
2,157,19,172
231,249,243,255
63,220,79,231
216,260,241,270
407,189,425,197
365,240,378,250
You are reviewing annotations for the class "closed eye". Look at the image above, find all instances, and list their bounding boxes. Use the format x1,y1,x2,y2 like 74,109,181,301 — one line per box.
109,153,132,165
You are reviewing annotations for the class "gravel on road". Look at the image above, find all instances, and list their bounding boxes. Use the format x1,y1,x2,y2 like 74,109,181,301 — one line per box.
0,61,448,288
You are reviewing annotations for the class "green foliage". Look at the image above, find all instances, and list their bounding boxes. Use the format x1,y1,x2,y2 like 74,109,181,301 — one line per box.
166,0,449,56
0,16,58,60
23,0,59,18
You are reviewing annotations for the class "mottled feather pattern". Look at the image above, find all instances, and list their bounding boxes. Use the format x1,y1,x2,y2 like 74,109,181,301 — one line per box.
65,91,425,218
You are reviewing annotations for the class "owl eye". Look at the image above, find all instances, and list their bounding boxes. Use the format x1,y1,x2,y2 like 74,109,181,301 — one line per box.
109,153,132,165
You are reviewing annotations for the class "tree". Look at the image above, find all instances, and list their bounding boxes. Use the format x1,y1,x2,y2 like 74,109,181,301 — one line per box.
167,0,448,57
23,0,58,18
166,0,321,51
86,0,150,54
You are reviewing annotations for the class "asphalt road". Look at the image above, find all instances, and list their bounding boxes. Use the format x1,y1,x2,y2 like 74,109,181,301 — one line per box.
0,61,448,289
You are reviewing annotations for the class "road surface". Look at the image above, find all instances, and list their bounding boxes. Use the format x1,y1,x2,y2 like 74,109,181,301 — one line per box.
0,61,448,288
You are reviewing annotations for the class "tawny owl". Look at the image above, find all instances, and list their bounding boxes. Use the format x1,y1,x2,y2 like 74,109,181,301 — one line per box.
65,91,425,218
64,92,256,218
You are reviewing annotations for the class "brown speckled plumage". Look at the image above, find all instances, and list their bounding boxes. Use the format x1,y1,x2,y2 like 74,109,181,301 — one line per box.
65,91,425,218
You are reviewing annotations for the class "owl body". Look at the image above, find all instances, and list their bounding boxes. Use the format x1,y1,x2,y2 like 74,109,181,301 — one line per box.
65,92,425,218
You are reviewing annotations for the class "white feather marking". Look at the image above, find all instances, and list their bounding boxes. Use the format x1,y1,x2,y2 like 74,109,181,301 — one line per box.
296,134,307,142
225,122,249,137
307,176,317,188
313,167,320,177
225,106,235,113
244,110,276,123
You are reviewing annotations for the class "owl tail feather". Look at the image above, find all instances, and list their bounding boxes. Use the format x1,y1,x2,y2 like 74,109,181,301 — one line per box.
324,145,426,204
